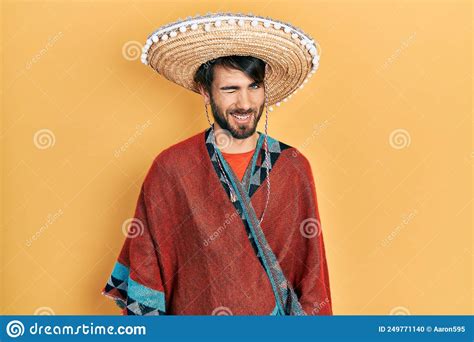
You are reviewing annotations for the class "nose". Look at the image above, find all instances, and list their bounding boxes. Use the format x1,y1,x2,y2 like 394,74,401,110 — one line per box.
235,90,252,112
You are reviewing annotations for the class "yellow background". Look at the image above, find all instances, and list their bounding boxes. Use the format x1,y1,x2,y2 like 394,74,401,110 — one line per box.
1,0,472,315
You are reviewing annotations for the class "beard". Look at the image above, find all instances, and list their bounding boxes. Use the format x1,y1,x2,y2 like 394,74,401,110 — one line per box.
209,94,264,140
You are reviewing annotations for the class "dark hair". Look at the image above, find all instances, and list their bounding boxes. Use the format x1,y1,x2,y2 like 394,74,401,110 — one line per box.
193,55,266,95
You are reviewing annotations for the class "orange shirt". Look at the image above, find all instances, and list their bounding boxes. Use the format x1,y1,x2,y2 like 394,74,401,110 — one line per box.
221,149,256,182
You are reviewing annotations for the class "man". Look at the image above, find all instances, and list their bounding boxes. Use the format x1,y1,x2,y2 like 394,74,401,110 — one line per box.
102,12,332,315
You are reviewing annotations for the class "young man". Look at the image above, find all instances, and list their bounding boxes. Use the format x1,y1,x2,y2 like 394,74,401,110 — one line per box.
102,12,332,315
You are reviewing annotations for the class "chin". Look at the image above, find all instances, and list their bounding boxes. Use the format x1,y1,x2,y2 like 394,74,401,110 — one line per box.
230,126,256,139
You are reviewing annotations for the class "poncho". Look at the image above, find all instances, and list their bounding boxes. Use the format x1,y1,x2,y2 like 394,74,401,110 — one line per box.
102,126,333,315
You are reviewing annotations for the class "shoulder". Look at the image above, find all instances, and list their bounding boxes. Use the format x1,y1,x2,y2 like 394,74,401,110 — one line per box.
268,134,313,175
143,129,205,187
261,133,316,187
155,130,203,166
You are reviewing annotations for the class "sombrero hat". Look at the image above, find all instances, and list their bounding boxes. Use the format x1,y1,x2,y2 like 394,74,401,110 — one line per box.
140,12,321,109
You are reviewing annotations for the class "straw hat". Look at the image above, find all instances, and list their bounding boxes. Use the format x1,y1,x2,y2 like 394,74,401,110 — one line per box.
141,12,320,109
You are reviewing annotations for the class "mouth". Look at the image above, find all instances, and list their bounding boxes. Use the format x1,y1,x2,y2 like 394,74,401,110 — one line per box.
230,112,252,124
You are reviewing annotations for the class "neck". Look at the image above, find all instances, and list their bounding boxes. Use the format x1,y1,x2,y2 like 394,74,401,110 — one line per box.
213,121,259,154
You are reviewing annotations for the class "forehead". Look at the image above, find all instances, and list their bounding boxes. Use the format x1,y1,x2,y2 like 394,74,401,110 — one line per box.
212,65,254,86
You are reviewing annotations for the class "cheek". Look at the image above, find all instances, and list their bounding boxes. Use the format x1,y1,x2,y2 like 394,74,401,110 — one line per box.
251,90,265,104
217,98,234,114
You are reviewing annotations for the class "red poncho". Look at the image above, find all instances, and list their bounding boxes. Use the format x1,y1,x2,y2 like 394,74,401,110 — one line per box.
102,126,333,315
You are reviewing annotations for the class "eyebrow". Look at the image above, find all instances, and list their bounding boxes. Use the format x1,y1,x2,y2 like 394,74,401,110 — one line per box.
219,81,261,91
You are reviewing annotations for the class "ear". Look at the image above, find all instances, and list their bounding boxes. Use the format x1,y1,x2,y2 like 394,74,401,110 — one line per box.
197,84,210,105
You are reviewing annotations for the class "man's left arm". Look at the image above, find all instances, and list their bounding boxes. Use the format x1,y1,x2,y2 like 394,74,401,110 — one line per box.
293,152,333,315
